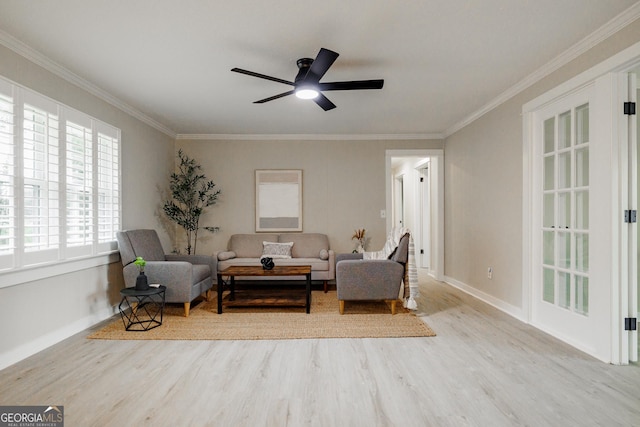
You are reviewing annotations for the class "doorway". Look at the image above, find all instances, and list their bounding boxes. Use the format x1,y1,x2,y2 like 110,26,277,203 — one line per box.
386,149,444,280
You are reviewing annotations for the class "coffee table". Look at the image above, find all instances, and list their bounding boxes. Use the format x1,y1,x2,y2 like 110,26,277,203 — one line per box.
217,265,312,314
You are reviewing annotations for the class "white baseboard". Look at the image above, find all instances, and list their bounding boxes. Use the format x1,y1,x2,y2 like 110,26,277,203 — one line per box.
0,305,118,371
443,276,526,322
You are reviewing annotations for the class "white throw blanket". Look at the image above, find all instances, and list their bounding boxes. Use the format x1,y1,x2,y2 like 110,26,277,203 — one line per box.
363,227,419,310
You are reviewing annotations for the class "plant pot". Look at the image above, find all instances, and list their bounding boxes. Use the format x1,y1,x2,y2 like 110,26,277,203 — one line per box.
135,272,149,291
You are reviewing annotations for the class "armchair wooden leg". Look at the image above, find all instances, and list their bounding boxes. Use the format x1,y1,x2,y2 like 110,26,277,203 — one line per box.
390,300,397,315
184,302,191,317
323,280,328,293
339,300,345,315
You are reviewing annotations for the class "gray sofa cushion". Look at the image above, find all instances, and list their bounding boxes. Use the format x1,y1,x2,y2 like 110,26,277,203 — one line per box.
124,229,166,261
279,233,329,258
229,233,279,258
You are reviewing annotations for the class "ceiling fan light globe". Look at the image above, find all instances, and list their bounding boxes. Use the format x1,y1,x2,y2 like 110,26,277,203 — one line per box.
295,88,319,99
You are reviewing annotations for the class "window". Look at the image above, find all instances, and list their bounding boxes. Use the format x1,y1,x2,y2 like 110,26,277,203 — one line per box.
0,77,120,273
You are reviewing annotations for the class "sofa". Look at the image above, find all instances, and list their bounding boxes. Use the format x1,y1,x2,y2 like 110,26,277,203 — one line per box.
116,229,216,317
335,232,410,315
215,233,335,292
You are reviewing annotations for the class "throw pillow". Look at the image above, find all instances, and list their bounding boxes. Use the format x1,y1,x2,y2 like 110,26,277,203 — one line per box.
217,251,236,261
261,241,294,260
319,249,329,260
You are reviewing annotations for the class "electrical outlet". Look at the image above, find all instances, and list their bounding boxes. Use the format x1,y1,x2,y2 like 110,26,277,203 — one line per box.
487,267,493,279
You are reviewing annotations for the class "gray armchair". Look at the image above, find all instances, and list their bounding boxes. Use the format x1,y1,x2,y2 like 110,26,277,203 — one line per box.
116,229,216,317
335,233,409,315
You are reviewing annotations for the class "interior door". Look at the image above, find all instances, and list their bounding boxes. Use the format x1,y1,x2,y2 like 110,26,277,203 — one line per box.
531,83,612,361
420,166,430,269
626,71,638,363
613,71,638,364
394,176,404,228
635,75,640,363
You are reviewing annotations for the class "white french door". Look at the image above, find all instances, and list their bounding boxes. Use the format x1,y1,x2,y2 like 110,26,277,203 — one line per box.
622,71,638,363
633,73,639,363
523,42,640,364
530,82,613,362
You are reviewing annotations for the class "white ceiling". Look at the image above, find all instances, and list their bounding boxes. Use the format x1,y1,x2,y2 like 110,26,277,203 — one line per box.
0,0,638,138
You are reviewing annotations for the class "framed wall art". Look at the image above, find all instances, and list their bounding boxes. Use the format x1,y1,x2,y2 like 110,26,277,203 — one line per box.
255,169,302,232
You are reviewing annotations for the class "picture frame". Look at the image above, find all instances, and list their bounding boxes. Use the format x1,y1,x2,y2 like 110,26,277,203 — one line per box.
255,169,303,232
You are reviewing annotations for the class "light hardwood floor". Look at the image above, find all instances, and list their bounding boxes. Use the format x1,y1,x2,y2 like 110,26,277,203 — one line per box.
1,273,639,427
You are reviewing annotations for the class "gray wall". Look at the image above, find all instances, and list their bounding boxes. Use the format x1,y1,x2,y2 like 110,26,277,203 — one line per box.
444,19,640,310
175,138,442,255
0,44,175,368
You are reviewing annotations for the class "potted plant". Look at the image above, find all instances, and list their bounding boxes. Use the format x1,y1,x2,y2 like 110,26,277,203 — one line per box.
163,149,221,254
352,228,366,253
134,256,149,291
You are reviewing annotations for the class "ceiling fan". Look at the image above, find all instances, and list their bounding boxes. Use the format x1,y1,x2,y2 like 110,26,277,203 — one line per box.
231,48,384,111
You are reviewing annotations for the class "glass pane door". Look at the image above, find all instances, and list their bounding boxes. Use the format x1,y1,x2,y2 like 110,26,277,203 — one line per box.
541,103,590,316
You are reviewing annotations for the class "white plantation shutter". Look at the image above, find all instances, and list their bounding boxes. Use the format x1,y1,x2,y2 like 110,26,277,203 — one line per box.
0,76,120,272
96,125,119,251
65,118,93,253
22,96,60,265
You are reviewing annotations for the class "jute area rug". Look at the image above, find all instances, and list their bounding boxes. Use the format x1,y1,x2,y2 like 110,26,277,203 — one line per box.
88,291,435,341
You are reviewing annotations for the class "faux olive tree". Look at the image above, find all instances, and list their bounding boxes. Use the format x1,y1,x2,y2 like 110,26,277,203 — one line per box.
163,149,221,254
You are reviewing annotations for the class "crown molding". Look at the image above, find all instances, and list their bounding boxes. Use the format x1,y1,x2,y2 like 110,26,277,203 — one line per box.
0,29,177,138
176,133,443,141
444,2,640,138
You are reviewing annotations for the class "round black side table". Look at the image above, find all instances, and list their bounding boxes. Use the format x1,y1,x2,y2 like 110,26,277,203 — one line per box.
118,285,166,331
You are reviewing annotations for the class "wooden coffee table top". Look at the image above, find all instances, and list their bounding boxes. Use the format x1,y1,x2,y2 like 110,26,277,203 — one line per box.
219,265,311,276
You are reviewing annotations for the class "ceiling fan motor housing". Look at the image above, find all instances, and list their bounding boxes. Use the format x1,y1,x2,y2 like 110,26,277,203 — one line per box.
295,58,314,83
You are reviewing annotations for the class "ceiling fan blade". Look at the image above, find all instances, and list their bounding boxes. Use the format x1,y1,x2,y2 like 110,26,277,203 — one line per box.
305,48,339,83
231,68,294,86
253,90,295,104
319,79,384,91
313,93,336,111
